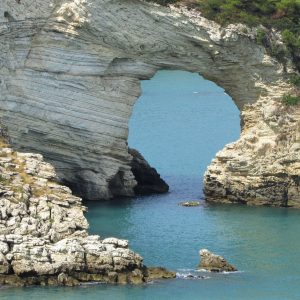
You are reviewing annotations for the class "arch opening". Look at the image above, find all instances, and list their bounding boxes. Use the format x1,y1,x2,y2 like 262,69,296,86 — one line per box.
128,70,240,197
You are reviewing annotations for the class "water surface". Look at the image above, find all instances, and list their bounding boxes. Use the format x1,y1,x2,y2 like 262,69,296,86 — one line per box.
2,71,300,300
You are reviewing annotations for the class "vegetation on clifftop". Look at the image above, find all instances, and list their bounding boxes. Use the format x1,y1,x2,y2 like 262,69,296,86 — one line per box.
146,0,300,72
146,0,300,105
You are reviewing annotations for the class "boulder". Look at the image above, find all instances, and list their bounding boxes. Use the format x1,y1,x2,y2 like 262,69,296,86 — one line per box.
145,267,176,280
178,201,200,207
197,249,237,272
129,148,169,195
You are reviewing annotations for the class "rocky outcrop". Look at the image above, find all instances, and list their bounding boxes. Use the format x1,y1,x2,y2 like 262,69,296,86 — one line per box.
204,100,300,207
197,249,237,272
129,148,169,195
0,0,299,205
0,132,169,286
178,201,200,207
145,267,176,280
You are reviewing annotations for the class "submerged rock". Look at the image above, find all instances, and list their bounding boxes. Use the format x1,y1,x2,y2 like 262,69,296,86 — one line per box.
197,249,237,272
145,267,176,280
129,148,169,195
0,131,173,287
176,272,208,280
178,201,200,207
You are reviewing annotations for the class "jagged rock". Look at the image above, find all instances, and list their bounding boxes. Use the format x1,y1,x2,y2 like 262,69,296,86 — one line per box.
178,201,200,207
197,249,237,272
177,273,207,280
127,269,145,284
0,253,10,274
129,148,169,195
57,273,79,287
0,133,151,286
0,0,298,205
145,267,176,280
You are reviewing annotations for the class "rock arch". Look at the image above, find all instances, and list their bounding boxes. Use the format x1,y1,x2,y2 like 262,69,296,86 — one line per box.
0,0,299,206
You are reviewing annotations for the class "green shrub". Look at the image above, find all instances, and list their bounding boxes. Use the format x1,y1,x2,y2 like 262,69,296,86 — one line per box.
146,0,300,71
281,94,300,105
256,28,268,46
289,74,300,87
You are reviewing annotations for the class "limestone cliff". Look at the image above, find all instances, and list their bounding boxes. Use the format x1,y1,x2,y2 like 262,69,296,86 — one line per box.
0,0,299,206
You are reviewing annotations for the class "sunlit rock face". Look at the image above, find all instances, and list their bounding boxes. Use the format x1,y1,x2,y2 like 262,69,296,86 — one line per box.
0,0,299,205
0,129,146,286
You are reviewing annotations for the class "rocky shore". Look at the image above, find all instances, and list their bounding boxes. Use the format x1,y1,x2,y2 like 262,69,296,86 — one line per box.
0,130,175,286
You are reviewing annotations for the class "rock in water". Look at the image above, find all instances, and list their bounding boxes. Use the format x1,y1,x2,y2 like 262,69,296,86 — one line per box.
178,201,200,207
0,127,171,286
129,148,169,195
145,267,176,280
198,249,237,272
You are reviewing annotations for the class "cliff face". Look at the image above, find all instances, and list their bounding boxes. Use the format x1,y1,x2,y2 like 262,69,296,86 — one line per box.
0,0,299,205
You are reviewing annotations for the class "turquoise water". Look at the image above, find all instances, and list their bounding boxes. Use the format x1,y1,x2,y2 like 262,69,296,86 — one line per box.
2,71,300,299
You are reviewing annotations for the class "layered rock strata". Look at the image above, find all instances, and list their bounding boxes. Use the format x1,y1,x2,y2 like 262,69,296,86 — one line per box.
0,135,154,286
204,99,300,207
0,0,299,205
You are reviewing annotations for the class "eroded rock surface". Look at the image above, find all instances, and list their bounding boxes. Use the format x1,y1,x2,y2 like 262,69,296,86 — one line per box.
204,100,300,207
197,249,237,272
0,0,299,205
129,148,169,195
145,267,176,280
0,134,150,286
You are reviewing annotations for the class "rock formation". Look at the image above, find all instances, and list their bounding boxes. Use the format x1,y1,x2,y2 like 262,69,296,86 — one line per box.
178,201,200,207
204,98,300,207
0,129,174,286
0,0,299,205
197,249,237,272
129,148,169,195
144,267,176,280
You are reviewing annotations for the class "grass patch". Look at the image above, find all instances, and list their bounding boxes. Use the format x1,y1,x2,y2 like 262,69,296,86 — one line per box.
281,94,300,106
289,74,300,87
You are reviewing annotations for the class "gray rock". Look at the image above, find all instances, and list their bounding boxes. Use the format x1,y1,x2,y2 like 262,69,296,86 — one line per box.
0,133,148,286
129,148,169,195
197,249,237,272
145,267,176,280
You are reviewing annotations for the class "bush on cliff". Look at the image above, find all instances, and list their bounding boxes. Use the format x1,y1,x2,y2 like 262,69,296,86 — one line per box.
145,0,300,71
281,94,300,105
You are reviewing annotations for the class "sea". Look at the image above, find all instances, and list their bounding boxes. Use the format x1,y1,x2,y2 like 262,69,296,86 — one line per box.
2,70,300,300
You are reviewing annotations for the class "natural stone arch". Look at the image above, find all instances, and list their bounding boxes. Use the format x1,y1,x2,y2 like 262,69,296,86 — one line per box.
0,0,299,206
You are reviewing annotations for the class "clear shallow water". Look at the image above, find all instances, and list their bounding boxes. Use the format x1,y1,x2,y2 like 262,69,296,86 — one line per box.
2,71,300,299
